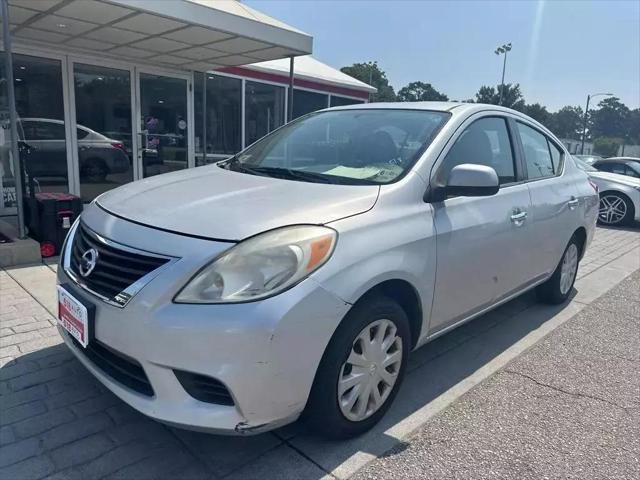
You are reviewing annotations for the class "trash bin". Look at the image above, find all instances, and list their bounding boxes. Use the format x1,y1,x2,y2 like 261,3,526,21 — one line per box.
24,192,82,257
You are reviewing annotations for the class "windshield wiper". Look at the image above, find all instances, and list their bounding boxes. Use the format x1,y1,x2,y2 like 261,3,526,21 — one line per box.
250,167,335,184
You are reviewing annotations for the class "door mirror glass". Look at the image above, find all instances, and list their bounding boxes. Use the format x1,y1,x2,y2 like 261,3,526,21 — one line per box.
446,163,499,197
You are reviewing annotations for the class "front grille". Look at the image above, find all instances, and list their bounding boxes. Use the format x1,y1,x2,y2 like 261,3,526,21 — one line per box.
69,223,169,304
174,370,235,406
69,334,154,397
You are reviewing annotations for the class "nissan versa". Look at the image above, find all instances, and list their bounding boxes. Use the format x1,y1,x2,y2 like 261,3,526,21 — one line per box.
57,102,598,438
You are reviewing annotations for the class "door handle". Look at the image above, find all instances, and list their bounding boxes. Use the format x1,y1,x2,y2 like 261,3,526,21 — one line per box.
510,210,527,225
568,197,579,210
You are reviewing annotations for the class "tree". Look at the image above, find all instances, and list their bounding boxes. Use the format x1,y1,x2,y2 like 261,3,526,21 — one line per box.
624,108,640,144
340,61,396,102
397,81,448,102
589,97,630,139
547,106,584,139
521,103,550,126
474,83,525,110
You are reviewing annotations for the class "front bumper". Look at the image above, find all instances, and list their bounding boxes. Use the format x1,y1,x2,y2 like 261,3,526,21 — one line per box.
58,205,350,434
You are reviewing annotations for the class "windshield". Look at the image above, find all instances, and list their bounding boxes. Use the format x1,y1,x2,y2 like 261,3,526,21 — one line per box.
573,156,598,172
224,109,450,185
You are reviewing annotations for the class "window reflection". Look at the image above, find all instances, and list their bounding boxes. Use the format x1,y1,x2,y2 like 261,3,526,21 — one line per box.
0,53,69,202
74,63,133,202
139,73,188,178
330,96,364,107
292,89,327,119
245,81,285,146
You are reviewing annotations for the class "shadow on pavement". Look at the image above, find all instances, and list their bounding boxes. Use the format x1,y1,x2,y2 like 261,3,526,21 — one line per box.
1,288,579,479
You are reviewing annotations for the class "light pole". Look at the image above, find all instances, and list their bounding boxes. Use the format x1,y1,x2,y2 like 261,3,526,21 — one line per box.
580,92,613,154
494,43,512,106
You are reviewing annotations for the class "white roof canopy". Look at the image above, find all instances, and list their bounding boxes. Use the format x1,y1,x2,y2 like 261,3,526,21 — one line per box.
246,55,377,94
5,0,313,70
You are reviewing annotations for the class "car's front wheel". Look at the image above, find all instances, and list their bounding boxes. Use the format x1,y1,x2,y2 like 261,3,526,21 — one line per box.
306,296,410,439
598,192,634,226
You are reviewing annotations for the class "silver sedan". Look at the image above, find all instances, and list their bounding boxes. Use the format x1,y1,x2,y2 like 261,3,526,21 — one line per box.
57,103,597,439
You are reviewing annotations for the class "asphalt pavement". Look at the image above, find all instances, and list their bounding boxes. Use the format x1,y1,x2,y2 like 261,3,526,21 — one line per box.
354,270,640,480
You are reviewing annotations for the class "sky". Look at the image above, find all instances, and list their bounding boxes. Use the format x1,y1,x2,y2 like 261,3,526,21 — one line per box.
245,0,640,111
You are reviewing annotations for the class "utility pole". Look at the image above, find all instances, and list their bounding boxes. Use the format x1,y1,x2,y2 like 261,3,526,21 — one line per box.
494,43,512,106
580,92,613,154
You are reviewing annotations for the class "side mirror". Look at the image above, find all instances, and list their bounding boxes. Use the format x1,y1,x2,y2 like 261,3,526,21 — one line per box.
445,163,499,198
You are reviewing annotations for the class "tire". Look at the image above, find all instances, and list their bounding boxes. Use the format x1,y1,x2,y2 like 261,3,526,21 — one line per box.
536,235,580,304
598,192,635,226
306,296,411,439
81,158,108,183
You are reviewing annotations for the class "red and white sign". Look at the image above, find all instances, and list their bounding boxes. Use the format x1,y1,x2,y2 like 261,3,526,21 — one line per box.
57,286,89,348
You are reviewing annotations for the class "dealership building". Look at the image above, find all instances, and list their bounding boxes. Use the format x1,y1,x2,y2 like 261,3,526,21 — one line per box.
0,0,375,226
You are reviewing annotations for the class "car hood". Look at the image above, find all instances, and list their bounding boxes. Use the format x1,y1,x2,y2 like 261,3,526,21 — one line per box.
588,171,640,188
96,165,379,241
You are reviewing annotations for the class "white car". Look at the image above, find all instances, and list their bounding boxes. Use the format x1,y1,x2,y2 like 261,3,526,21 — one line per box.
57,103,598,438
574,157,640,226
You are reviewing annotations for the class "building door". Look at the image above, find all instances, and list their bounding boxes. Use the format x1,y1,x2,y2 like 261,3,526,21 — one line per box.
136,70,192,178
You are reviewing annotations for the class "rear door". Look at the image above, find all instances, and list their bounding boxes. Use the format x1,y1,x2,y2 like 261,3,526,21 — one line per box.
429,114,533,333
514,121,581,279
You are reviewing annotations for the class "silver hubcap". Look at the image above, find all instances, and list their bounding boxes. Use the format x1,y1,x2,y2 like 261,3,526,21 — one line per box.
599,195,627,224
560,244,579,295
338,319,403,422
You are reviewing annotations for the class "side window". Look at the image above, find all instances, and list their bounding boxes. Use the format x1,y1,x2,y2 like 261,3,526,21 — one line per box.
596,163,612,172
76,128,90,140
610,163,626,175
25,121,66,140
548,140,563,173
626,165,640,178
517,122,554,179
438,117,516,185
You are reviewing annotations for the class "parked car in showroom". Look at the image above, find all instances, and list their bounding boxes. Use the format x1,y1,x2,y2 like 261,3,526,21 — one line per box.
574,156,640,226
56,103,598,439
592,157,640,179
19,118,130,183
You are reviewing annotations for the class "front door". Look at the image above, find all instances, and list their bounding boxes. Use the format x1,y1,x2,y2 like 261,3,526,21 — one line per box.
136,71,191,178
428,115,533,333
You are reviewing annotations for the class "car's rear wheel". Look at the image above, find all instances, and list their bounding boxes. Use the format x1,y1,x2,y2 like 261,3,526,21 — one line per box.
598,192,634,226
536,235,580,304
306,296,410,439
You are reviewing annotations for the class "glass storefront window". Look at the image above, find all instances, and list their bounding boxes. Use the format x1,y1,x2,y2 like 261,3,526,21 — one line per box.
194,73,242,165
139,73,188,178
292,89,328,119
330,96,365,107
204,74,242,161
245,80,285,146
1,55,15,210
74,63,133,202
194,71,204,160
1,53,69,203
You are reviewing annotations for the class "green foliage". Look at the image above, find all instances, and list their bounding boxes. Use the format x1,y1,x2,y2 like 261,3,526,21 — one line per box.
340,62,396,102
590,97,630,139
474,83,525,110
338,61,635,143
547,106,584,139
397,81,448,102
627,109,640,143
521,103,550,126
593,137,622,157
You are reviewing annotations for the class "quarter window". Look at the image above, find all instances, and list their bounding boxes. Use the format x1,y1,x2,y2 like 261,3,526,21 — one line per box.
517,122,555,179
439,117,516,185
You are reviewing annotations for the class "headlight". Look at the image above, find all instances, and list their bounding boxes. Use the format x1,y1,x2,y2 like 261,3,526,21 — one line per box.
174,225,337,304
